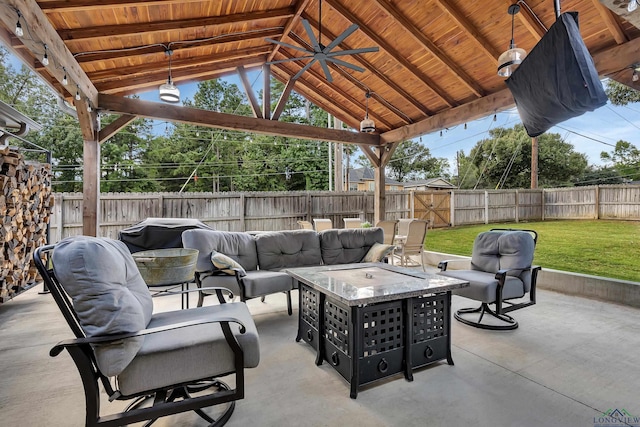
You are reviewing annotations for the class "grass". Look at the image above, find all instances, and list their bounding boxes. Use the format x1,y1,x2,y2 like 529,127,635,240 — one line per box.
424,220,640,283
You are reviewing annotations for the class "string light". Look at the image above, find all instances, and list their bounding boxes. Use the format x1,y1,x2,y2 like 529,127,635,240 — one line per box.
493,114,497,122
42,45,49,66
15,11,23,37
464,123,468,130
75,85,81,101
86,101,92,112
62,67,68,86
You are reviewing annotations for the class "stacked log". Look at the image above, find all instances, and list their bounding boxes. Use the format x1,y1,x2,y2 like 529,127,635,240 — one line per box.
0,146,53,303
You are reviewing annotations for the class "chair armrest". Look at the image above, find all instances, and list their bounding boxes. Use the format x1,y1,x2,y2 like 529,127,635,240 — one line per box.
494,265,541,285
50,315,247,357
437,258,468,271
151,286,234,298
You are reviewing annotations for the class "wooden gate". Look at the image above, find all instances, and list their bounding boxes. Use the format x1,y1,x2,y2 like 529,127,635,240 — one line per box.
412,191,451,228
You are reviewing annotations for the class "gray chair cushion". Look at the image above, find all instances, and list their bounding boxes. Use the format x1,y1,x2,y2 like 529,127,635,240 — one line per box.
117,302,259,396
240,270,293,298
254,230,321,270
182,229,259,272
319,228,384,265
52,236,153,377
199,273,242,297
440,270,526,303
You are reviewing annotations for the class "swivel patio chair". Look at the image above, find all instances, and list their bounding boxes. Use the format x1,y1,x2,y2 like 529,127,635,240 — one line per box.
392,219,428,271
438,229,541,330
34,236,260,427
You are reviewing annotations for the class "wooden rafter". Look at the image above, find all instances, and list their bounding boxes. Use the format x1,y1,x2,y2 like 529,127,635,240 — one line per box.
237,66,263,119
513,0,547,41
592,0,627,44
98,94,381,146
98,114,137,143
267,0,312,63
371,0,485,98
56,7,296,41
271,78,296,121
433,0,501,65
299,14,431,119
324,0,457,108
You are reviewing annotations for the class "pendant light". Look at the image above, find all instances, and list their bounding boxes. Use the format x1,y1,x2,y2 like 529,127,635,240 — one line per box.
360,91,375,133
159,49,180,103
497,4,527,78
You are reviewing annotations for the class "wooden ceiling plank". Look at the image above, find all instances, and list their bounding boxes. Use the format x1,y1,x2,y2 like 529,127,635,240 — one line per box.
592,0,627,44
0,0,97,105
40,0,204,12
300,14,431,118
98,93,381,146
433,0,501,65
237,66,264,119
371,0,485,98
267,0,312,63
57,7,296,41
324,0,457,108
512,0,547,41
98,114,137,143
73,28,282,64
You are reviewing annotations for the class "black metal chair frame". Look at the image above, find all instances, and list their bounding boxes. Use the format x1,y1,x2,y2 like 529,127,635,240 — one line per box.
34,244,248,427
438,229,541,331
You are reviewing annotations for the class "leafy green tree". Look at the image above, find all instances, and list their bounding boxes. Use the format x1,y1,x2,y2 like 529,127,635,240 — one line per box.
600,140,640,182
574,166,624,186
465,125,587,189
385,139,450,182
605,80,640,106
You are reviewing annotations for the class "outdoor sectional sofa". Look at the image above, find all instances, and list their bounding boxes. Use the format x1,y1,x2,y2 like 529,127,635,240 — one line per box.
182,228,388,314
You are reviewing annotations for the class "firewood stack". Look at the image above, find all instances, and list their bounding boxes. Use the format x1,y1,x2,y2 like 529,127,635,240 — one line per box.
0,146,53,303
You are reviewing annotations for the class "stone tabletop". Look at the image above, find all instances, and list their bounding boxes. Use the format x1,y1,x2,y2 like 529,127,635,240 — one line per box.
284,262,468,306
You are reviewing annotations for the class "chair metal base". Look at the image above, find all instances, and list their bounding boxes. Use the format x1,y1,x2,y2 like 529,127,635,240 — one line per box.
454,303,518,330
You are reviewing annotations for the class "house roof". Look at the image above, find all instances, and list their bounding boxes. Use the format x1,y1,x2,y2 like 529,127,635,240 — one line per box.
0,0,639,145
348,167,401,185
402,177,456,189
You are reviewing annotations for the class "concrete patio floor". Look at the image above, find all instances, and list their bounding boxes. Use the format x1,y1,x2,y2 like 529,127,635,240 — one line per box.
1,277,640,427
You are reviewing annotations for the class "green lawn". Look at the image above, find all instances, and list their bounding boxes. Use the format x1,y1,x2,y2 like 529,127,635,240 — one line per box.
424,220,640,283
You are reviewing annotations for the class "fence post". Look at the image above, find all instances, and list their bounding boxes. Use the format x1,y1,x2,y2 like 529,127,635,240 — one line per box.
240,193,246,231
515,189,519,223
594,186,600,219
541,189,546,221
484,191,489,224
450,190,455,227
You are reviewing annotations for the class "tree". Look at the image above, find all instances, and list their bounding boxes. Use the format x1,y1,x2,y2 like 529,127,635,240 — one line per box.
463,125,587,189
574,166,624,186
385,140,450,182
605,80,640,106
600,140,640,182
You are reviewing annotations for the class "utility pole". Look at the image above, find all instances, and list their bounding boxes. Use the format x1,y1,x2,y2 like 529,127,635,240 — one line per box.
531,136,538,189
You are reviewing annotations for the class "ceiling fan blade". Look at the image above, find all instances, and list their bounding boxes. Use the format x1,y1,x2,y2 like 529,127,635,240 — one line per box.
266,55,314,65
265,38,313,55
292,58,318,81
323,23,359,53
326,46,379,57
301,19,321,53
325,57,366,73
319,59,333,82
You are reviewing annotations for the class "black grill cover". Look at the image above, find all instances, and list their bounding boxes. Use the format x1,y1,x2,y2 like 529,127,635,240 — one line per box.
118,217,214,253
506,12,608,137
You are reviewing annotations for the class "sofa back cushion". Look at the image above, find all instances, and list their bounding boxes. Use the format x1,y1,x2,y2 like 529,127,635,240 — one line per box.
471,230,535,290
182,229,258,272
319,228,384,265
255,230,322,270
52,236,153,377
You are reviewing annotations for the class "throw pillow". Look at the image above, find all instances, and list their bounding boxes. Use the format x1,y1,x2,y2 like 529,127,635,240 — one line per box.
211,251,247,276
362,242,395,262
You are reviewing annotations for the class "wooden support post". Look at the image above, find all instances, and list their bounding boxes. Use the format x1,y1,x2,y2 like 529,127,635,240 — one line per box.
263,64,271,120
334,118,343,192
76,98,100,236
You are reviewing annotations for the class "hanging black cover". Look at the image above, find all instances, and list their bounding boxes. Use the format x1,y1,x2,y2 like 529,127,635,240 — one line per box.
505,12,608,137
118,217,214,253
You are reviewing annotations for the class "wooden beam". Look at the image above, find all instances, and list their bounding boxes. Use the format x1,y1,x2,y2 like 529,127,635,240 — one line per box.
267,0,312,63
75,98,100,237
371,0,486,98
513,0,547,41
98,114,137,143
592,0,628,45
40,0,204,12
592,36,640,76
237,66,263,119
56,7,296,41
381,89,515,144
98,94,381,146
271,78,296,121
373,165,386,224
263,64,271,120
0,0,97,105
434,0,501,65
324,0,457,108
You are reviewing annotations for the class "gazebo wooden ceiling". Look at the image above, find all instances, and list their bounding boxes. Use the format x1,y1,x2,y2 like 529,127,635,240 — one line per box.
1,0,639,234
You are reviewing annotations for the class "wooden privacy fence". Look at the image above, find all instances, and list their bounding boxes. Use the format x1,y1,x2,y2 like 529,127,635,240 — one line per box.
48,185,640,242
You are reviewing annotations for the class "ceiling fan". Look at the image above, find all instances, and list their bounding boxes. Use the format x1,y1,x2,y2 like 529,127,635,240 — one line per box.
265,0,379,82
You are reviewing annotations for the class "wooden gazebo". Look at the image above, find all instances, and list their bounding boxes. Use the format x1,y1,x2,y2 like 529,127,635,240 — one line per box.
1,0,639,235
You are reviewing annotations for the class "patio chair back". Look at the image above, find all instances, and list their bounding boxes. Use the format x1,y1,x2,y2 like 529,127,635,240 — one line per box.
375,220,398,245
313,218,333,232
297,220,313,230
343,218,362,229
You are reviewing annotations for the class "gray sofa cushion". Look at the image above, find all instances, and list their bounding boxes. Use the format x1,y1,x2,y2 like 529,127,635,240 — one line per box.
254,230,321,270
182,229,259,272
52,236,153,377
319,228,384,265
117,302,259,396
240,270,294,298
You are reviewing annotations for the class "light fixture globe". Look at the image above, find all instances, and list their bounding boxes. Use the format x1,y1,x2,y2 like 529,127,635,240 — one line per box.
159,78,180,103
360,116,375,133
497,46,527,77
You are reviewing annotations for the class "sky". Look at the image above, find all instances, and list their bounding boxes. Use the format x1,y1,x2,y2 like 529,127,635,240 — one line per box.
5,44,640,175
